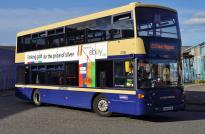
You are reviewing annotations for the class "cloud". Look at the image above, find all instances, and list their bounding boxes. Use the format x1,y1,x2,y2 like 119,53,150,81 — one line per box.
192,28,205,32
183,11,205,25
0,8,95,45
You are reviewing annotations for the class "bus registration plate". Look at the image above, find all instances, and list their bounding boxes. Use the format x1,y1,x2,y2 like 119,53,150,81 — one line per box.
163,106,173,111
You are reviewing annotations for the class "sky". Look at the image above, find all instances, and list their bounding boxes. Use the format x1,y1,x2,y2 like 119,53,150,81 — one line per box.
0,0,205,46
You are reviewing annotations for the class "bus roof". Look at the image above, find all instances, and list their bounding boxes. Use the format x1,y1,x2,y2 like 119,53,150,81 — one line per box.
17,2,177,37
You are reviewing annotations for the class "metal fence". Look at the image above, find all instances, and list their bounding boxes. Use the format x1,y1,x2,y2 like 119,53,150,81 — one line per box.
183,58,205,83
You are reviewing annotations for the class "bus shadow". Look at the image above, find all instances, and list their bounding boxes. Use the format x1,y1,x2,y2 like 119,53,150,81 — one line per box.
0,91,35,119
131,111,205,122
129,90,205,122
89,109,205,122
50,103,205,123
2,90,205,122
56,105,93,113
185,90,205,105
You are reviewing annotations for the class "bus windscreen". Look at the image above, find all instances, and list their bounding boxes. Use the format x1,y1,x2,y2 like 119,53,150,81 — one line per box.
136,7,179,39
137,59,182,89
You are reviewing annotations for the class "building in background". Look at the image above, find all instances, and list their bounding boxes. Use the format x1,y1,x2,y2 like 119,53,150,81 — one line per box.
0,46,16,90
182,42,205,83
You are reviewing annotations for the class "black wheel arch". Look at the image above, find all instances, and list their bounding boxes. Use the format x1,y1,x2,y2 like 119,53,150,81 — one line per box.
91,93,101,110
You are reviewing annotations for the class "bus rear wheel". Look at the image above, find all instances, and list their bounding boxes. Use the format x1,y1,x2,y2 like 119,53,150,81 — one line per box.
32,90,41,106
93,95,112,117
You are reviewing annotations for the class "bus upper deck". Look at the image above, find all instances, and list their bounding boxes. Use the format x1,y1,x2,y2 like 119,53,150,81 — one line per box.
16,2,179,61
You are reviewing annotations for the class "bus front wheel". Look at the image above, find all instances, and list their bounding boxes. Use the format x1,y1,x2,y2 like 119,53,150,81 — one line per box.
32,89,41,106
93,94,112,117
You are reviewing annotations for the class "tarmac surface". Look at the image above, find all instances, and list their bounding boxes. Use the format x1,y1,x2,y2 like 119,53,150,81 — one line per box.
0,85,205,134
185,84,205,111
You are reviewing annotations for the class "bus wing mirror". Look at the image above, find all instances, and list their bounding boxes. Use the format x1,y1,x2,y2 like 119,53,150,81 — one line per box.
125,61,132,73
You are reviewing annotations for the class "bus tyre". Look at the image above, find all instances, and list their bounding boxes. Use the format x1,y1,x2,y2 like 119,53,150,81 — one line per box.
32,90,41,106
93,95,112,117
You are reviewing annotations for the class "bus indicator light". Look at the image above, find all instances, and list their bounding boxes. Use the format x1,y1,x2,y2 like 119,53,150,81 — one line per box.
138,94,145,99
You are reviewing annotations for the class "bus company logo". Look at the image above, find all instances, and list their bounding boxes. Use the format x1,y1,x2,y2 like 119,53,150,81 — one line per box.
119,95,128,100
151,43,175,51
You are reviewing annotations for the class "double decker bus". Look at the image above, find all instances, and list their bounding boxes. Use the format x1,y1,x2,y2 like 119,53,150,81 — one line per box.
15,2,185,116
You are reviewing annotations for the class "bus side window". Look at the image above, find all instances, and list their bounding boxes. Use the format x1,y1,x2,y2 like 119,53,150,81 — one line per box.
114,60,134,88
112,12,134,39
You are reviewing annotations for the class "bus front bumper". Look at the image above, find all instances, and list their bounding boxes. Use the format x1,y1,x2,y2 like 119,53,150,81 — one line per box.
144,103,185,114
